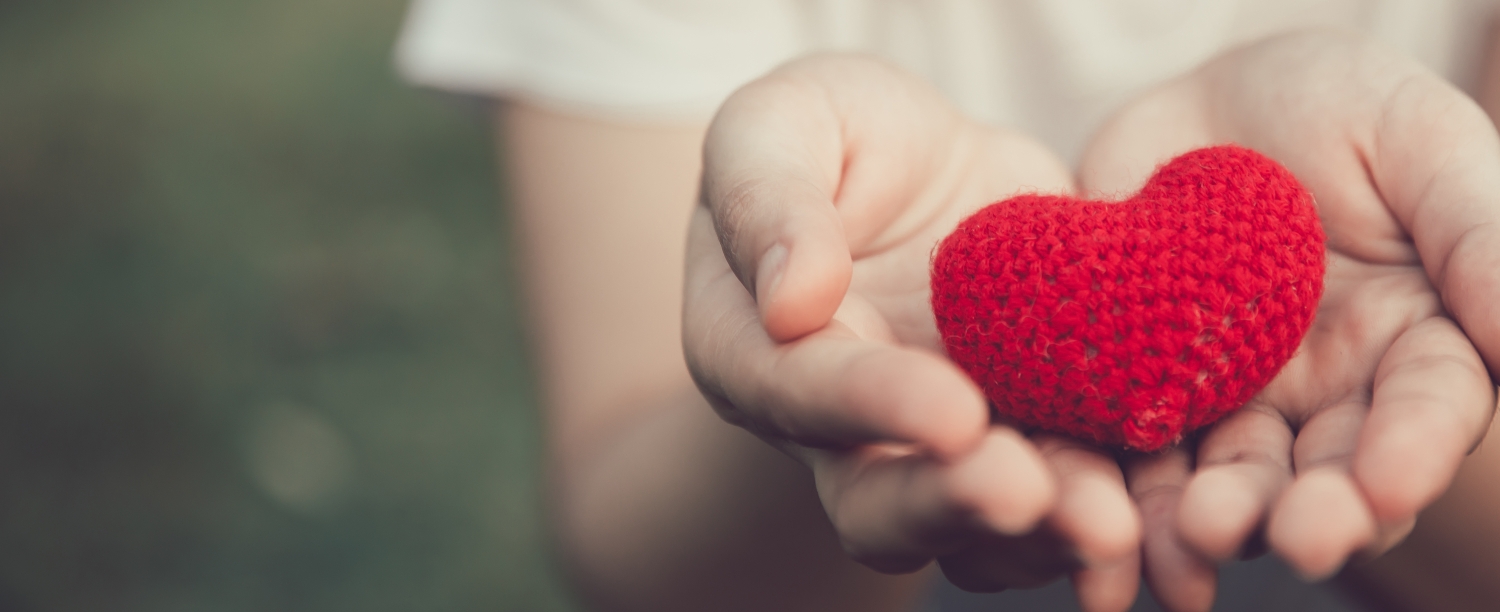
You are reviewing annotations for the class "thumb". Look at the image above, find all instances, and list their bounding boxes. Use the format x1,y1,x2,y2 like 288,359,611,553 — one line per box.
703,71,852,342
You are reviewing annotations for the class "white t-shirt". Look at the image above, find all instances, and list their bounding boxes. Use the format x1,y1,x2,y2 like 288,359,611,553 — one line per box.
395,0,1497,163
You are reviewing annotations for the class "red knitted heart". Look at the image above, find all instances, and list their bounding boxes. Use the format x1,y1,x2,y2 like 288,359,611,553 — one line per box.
930,145,1324,451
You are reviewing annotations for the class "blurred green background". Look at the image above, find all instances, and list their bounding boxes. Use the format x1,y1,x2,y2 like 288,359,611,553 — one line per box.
0,0,577,610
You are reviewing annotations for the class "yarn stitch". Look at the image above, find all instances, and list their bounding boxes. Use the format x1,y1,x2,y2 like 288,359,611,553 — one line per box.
930,145,1325,451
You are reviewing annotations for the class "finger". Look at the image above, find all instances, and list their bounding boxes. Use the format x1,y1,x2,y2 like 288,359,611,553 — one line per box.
1272,319,1496,580
1034,435,1141,612
1035,435,1141,565
705,54,1001,342
1077,77,1214,197
1355,317,1496,524
1268,468,1375,581
1178,404,1293,561
703,74,851,341
937,530,1073,593
1128,447,1217,612
1072,554,1141,612
1268,400,1374,580
684,209,989,457
814,427,1056,573
936,436,1142,602
1066,537,1143,610
1359,69,1500,378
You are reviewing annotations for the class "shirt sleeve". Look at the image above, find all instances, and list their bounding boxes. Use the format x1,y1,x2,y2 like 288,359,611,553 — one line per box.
394,0,811,122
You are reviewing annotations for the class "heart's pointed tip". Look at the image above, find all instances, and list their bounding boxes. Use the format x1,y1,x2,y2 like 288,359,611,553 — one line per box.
1120,404,1189,453
1120,436,1178,454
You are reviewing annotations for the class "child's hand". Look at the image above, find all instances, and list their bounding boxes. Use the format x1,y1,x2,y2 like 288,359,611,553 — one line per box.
1079,30,1500,611
684,54,1140,611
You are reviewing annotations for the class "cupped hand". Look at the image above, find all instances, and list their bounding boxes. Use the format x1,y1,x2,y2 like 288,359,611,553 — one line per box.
684,54,1140,611
1079,30,1500,612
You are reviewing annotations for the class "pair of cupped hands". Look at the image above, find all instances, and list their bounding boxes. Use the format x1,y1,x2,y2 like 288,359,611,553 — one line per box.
683,30,1500,612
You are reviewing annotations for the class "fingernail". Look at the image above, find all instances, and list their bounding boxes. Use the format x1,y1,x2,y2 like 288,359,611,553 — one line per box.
757,243,787,304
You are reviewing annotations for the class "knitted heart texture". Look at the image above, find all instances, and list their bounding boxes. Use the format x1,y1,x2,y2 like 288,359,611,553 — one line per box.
930,145,1325,452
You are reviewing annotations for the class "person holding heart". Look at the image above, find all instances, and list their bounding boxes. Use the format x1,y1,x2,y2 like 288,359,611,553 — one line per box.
399,2,1500,611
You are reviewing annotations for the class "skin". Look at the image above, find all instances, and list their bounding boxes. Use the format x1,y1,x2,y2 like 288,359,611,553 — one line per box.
500,26,1500,612
501,104,924,612
1356,23,1500,612
1336,19,1500,612
687,55,1142,609
1080,30,1500,612
506,58,1143,612
1343,415,1500,612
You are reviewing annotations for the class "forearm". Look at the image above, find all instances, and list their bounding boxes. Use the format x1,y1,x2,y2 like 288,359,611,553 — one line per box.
557,386,924,612
497,102,924,611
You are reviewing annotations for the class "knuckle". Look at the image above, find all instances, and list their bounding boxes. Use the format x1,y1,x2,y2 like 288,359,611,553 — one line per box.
710,174,770,260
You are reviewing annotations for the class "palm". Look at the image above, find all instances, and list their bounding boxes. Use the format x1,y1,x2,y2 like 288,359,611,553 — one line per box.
1262,255,1436,426
1242,146,1446,449
1078,31,1500,611
842,135,1076,350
